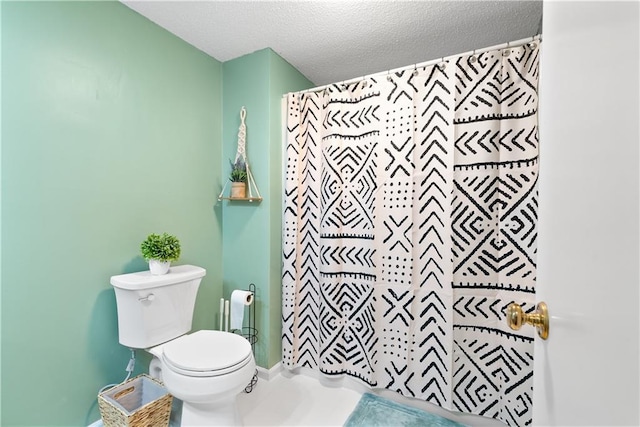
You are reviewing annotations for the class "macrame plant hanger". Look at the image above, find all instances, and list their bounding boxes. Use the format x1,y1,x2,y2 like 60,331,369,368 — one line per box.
218,106,262,202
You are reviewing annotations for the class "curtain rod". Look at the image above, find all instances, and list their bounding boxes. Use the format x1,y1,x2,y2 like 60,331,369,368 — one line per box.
284,34,541,97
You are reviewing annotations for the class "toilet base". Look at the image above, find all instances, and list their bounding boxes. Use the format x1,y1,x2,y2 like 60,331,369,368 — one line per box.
180,395,241,426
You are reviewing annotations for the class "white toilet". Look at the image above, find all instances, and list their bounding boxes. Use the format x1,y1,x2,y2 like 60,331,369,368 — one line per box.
110,264,255,426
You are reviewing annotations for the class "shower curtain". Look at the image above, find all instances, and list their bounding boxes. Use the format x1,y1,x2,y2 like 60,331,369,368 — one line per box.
283,41,540,426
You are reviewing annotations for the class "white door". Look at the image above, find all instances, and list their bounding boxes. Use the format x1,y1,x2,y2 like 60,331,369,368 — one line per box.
534,1,639,425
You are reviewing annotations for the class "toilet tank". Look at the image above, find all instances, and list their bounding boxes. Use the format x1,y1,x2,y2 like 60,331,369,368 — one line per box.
110,264,206,348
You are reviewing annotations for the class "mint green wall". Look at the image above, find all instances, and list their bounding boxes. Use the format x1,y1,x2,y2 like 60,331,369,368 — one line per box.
222,49,312,368
267,53,313,365
2,2,312,424
0,2,4,423
1,2,223,426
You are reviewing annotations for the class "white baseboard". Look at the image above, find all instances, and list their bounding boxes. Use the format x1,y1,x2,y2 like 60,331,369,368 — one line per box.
256,361,283,381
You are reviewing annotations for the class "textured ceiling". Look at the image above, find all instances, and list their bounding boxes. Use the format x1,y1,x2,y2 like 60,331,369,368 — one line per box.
121,1,543,86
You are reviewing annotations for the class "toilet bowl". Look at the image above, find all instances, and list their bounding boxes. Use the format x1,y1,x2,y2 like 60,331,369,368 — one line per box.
110,265,255,427
148,330,256,426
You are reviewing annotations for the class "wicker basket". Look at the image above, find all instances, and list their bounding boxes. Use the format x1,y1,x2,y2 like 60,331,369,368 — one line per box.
98,374,172,427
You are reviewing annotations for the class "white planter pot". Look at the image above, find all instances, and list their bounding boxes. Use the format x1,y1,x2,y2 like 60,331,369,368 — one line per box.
149,259,170,275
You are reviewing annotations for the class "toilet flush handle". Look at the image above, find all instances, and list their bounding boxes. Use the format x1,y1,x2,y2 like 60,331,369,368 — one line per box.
138,293,155,302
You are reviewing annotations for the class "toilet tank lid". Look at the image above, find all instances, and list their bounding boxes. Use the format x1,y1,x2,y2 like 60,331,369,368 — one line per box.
110,265,206,290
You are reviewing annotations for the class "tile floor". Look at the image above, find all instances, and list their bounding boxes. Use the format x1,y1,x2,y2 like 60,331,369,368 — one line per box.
90,369,361,427
92,367,504,426
238,367,504,427
237,370,362,426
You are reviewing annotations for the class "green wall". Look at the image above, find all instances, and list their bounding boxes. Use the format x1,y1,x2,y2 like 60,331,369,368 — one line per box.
222,49,312,368
2,2,313,425
1,2,223,425
267,52,314,366
0,2,4,423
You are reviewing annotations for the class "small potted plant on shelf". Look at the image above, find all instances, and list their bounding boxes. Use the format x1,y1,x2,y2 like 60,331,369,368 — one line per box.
229,158,248,198
140,232,181,275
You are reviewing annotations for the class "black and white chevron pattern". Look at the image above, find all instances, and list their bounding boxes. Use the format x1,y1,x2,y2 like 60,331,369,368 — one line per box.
283,41,540,427
450,43,539,426
282,92,325,369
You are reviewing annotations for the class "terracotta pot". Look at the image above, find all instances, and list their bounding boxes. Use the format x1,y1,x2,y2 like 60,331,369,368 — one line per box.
231,182,247,198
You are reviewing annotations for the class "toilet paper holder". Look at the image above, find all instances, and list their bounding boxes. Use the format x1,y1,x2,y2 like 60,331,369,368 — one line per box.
239,283,258,350
221,284,257,392
238,283,257,393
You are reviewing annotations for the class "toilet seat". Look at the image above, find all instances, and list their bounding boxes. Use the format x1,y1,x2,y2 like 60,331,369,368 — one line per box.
162,330,253,378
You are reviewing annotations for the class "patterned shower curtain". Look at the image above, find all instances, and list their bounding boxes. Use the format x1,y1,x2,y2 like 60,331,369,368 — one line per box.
282,41,540,426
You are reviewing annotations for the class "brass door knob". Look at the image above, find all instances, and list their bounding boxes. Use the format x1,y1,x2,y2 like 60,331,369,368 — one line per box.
506,302,549,340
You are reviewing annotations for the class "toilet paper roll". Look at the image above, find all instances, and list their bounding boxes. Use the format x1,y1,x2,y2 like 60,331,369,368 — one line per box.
230,290,254,331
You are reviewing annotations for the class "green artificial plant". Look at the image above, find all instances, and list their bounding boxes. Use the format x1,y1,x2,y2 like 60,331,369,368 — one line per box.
229,158,247,183
140,233,181,262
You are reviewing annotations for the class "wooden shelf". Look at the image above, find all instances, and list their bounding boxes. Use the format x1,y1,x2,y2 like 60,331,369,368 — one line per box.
218,196,263,203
